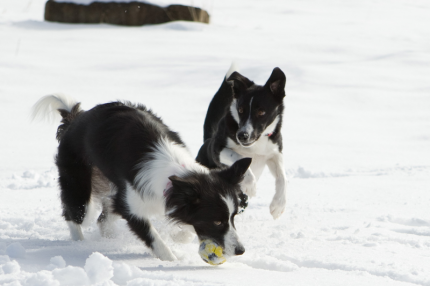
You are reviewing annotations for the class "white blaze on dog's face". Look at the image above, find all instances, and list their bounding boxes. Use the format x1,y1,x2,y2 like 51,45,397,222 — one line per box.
221,195,245,256
228,68,286,147
165,158,252,256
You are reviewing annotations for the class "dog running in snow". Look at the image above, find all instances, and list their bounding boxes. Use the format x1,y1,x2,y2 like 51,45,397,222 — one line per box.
32,95,252,261
196,65,287,219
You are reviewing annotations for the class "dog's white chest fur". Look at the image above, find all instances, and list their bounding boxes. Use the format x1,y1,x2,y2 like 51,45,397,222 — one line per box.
227,135,278,157
225,136,277,180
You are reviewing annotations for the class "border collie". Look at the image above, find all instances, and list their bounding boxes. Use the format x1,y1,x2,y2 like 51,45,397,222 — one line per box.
196,65,287,219
32,95,251,261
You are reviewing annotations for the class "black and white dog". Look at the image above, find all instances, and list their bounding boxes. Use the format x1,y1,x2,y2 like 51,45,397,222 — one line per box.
32,95,251,261
196,66,287,219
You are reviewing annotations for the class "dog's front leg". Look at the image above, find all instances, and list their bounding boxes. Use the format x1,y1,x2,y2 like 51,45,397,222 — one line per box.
126,215,177,261
125,184,176,261
170,224,196,244
267,153,287,219
220,148,257,197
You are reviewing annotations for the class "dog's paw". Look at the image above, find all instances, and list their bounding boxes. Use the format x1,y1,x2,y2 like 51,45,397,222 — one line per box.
241,170,257,197
153,245,177,261
100,228,118,239
237,192,249,213
270,196,286,220
158,251,177,262
170,227,196,244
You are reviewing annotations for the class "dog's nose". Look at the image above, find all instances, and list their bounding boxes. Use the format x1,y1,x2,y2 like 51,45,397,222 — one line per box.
234,245,245,256
237,132,249,142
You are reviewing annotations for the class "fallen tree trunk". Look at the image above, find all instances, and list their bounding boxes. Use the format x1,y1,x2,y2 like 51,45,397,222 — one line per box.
44,1,210,26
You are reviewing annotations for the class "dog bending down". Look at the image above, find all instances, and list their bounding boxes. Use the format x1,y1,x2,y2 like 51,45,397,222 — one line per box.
33,95,251,261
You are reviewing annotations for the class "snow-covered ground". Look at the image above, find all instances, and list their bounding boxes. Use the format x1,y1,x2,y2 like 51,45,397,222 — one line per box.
1,0,429,285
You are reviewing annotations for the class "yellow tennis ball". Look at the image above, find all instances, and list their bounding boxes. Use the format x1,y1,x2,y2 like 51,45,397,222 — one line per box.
199,239,226,266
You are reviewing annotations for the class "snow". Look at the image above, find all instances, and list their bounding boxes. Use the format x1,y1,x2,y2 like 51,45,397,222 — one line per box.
47,256,67,270
1,0,430,285
6,243,26,259
84,252,114,284
2,260,21,275
52,265,90,285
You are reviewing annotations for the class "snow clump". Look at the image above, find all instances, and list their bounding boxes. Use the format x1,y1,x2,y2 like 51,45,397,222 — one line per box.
6,242,26,258
84,252,114,284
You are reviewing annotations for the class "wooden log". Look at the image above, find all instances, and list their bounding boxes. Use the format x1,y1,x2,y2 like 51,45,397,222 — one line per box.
44,1,210,26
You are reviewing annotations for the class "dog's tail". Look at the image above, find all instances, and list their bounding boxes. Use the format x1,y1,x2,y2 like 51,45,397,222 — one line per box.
31,94,83,142
225,61,239,80
203,62,239,141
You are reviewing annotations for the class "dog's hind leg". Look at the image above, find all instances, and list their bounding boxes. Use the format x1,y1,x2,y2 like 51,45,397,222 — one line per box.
97,196,121,238
90,168,121,238
67,221,84,241
56,148,93,240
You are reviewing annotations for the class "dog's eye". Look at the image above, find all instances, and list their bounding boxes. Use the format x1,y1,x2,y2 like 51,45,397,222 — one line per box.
238,107,244,114
257,110,266,117
214,221,222,226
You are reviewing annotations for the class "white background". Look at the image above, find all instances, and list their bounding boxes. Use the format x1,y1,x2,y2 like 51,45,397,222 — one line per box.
1,0,429,285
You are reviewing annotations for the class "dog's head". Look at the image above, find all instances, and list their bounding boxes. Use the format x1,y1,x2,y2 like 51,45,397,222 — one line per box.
227,68,286,147
165,158,252,257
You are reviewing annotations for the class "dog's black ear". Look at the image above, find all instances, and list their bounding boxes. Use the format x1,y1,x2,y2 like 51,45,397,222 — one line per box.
219,158,252,185
227,72,254,99
167,176,200,205
265,67,286,100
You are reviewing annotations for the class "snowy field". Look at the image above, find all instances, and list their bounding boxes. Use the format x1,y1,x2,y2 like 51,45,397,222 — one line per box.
1,0,430,285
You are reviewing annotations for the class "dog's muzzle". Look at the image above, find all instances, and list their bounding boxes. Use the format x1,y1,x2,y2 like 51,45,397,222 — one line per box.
237,131,255,146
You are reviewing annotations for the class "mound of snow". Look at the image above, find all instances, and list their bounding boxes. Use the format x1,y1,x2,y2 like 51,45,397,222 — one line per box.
24,271,60,286
2,260,21,275
112,262,144,285
0,242,6,255
0,255,10,264
6,242,26,259
46,256,67,271
52,266,90,285
5,169,56,190
84,252,114,284
237,255,299,272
